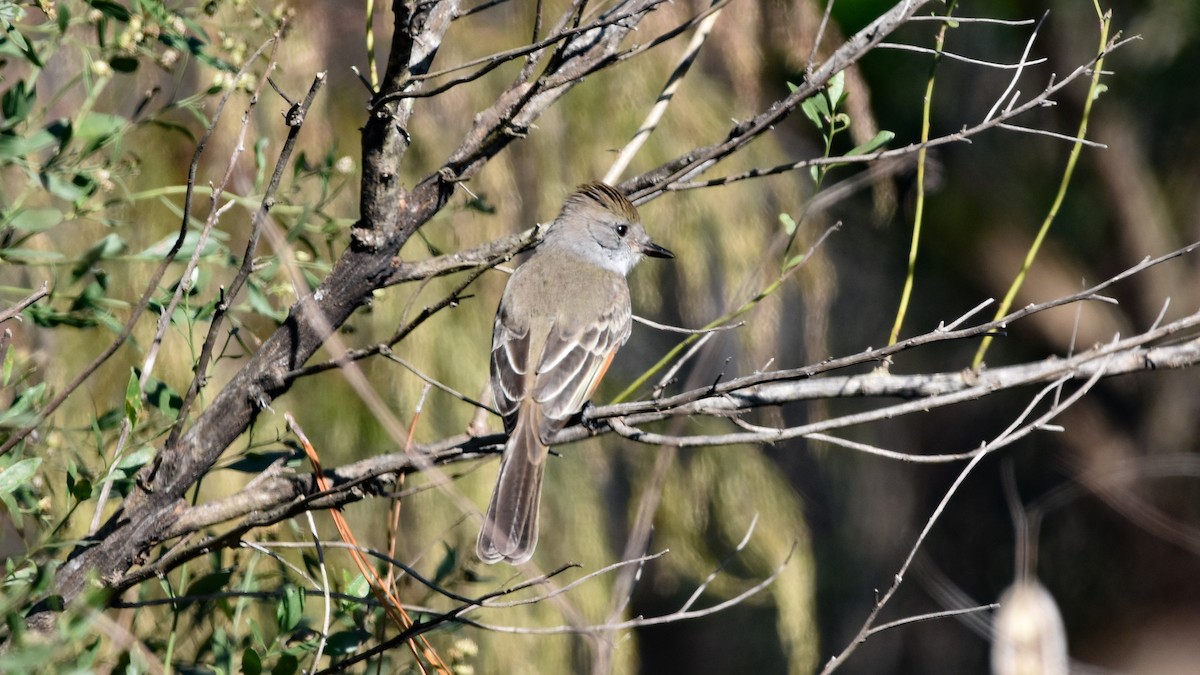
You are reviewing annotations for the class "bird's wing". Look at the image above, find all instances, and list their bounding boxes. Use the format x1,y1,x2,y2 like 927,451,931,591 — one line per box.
490,305,531,433
531,296,632,438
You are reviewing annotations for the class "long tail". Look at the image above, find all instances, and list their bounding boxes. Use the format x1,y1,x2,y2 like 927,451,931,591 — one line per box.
477,412,546,565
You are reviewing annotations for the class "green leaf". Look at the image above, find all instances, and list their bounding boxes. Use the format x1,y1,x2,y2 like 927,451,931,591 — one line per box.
324,630,370,656
2,343,13,386
108,56,138,73
225,452,294,473
71,233,126,281
0,458,41,496
344,573,368,600
846,130,895,157
0,247,65,263
1,81,35,127
271,653,299,675
276,584,304,631
6,207,63,233
185,569,234,596
433,542,457,586
141,373,182,416
242,648,263,675
85,0,131,21
114,446,155,472
0,129,57,161
779,213,797,236
124,370,142,428
68,474,92,501
0,24,42,68
75,113,126,154
800,93,828,129
95,407,124,430
245,281,287,323
135,229,228,260
43,172,97,202
828,70,846,109
254,137,269,189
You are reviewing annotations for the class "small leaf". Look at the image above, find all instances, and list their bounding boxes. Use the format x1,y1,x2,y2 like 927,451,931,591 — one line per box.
246,281,287,323
109,56,138,73
69,475,93,501
185,569,234,596
141,373,182,416
846,130,895,157
254,137,269,188
0,382,43,426
827,70,846,109
432,542,457,585
225,452,294,473
1,81,35,127
0,458,40,495
114,446,155,472
779,213,797,236
75,113,126,154
271,653,299,675
0,128,57,160
324,630,370,656
242,648,263,675
6,207,63,233
71,233,126,281
84,0,131,21
95,408,123,430
276,584,304,631
0,247,65,263
124,370,142,428
43,172,97,202
344,573,368,599
801,94,828,129
135,229,227,260
784,253,807,271
2,344,13,385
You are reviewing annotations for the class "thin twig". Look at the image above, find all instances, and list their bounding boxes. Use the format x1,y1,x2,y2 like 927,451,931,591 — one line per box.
865,604,1000,637
0,282,48,323
875,42,1046,69
603,0,724,183
819,352,1114,673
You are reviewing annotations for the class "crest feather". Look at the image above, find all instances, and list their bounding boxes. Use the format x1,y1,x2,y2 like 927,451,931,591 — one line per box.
567,182,640,223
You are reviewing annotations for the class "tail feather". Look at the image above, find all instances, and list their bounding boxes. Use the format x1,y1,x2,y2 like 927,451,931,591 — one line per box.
477,414,546,565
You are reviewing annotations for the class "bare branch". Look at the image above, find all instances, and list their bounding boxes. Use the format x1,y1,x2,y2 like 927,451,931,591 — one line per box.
0,281,48,324
663,33,1137,194
819,354,1115,674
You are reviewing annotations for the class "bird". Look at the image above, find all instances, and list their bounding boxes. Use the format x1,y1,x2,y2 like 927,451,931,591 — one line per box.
477,182,674,565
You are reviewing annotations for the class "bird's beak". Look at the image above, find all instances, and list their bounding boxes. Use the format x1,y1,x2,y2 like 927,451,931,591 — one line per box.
639,240,674,259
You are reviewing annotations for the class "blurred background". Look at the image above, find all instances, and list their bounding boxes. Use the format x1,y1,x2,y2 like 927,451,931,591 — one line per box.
4,0,1200,673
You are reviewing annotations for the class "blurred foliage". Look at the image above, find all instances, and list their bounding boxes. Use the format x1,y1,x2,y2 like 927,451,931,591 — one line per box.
0,0,1198,674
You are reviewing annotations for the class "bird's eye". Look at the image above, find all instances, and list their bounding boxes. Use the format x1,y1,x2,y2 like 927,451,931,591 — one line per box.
615,224,629,237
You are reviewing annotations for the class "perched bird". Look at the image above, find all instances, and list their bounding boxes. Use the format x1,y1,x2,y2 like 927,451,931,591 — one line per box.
477,182,674,565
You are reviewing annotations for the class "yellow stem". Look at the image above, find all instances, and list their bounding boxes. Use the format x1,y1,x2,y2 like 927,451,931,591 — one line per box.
973,10,1111,367
888,2,956,347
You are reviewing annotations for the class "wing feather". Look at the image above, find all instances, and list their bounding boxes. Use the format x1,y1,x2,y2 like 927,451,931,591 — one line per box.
533,298,631,428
